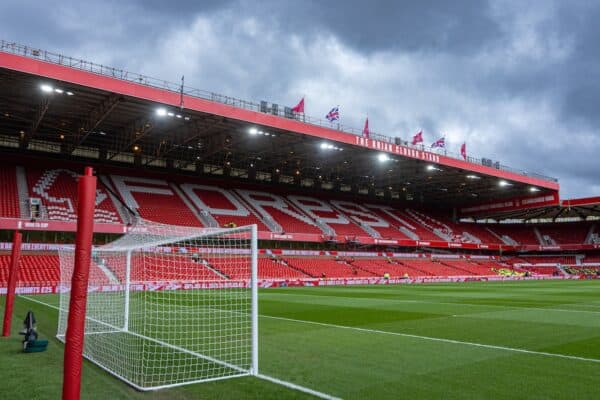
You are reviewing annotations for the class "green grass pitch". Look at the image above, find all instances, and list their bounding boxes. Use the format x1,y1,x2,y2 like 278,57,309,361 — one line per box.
1,279,600,399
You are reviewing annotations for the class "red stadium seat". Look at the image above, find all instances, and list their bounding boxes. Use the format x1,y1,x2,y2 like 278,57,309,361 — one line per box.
0,165,22,218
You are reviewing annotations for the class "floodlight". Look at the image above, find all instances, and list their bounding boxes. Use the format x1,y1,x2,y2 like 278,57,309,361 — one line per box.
377,153,389,162
40,84,53,93
156,108,168,117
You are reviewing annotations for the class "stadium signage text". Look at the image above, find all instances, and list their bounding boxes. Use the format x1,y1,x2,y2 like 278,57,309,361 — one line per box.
354,137,441,163
4,275,590,295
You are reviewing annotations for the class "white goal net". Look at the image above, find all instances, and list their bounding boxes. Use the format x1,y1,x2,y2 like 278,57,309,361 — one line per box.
56,220,258,391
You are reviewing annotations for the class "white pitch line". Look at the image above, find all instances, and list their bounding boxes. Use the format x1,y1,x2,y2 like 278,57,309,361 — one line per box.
18,295,341,400
21,294,600,364
262,315,600,364
256,374,341,400
265,292,600,314
19,295,60,310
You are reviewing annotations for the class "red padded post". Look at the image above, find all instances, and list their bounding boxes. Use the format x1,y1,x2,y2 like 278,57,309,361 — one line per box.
62,167,96,400
2,230,22,337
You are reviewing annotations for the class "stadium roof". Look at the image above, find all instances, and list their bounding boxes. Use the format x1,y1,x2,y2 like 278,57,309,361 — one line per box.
462,196,600,222
0,41,560,208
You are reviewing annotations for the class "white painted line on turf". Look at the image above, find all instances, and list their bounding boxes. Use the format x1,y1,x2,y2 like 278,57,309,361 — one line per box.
20,296,248,374
21,294,600,365
256,374,341,400
262,315,600,365
265,292,600,315
20,295,60,310
18,296,343,400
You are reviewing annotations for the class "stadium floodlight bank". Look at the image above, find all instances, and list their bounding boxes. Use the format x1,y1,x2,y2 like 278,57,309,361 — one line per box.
57,220,258,391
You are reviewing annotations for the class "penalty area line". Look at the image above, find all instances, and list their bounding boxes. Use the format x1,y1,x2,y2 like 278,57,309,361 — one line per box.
19,295,342,400
256,374,342,400
22,295,600,365
262,315,600,365
19,294,60,310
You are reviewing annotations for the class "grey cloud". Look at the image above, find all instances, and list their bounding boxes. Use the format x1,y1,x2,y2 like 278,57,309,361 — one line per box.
0,0,599,198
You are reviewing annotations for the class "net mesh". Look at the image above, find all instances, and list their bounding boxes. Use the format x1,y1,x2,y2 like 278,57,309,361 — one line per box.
57,219,257,390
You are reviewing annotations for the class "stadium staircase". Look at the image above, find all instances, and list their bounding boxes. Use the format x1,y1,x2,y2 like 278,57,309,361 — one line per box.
16,165,30,218
585,225,596,244
170,183,218,227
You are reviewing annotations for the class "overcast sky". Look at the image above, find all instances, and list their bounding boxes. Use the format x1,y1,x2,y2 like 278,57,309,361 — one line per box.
1,0,599,198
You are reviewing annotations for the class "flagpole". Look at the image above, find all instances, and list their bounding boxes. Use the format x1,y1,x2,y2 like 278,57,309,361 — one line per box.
179,75,185,110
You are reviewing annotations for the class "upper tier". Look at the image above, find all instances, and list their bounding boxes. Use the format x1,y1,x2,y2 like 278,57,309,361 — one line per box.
0,164,596,249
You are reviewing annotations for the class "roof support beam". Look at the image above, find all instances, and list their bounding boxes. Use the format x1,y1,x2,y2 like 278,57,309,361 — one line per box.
143,119,225,166
20,96,49,149
107,117,154,160
71,93,121,152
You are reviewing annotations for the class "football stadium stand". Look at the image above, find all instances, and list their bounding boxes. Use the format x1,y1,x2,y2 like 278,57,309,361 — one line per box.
0,42,598,295
3,164,597,250
0,165,20,218
3,249,600,288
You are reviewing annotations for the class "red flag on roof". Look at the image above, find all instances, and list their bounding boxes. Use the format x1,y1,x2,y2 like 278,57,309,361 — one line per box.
460,142,467,160
291,97,304,113
362,117,370,138
412,131,423,145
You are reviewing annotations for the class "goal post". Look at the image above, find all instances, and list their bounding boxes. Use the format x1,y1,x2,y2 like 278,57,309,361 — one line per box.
57,220,259,391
